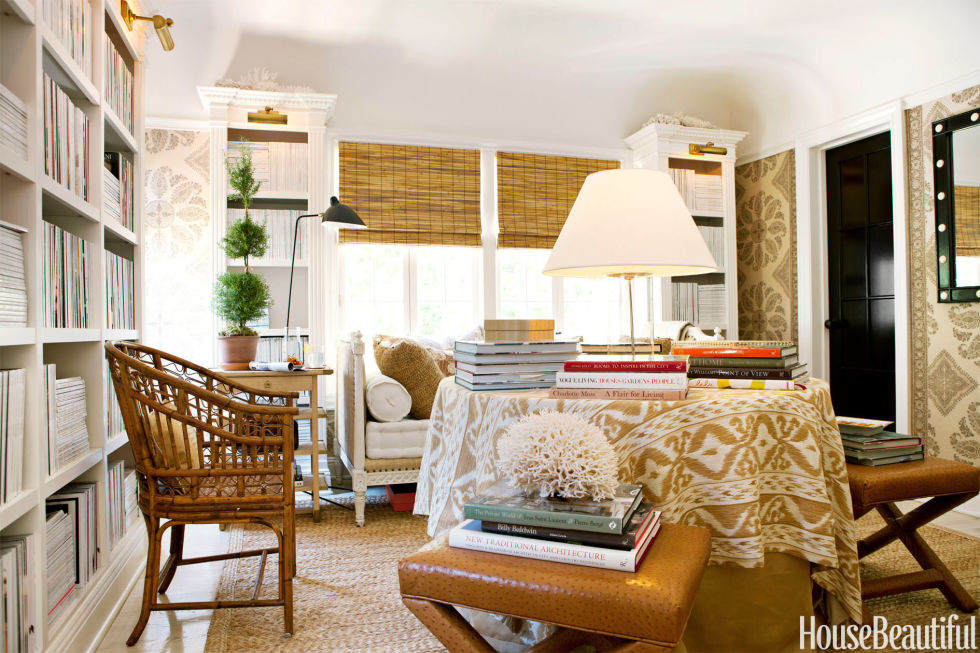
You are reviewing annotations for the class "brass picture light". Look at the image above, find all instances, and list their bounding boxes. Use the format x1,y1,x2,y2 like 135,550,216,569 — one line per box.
121,0,175,51
689,141,728,156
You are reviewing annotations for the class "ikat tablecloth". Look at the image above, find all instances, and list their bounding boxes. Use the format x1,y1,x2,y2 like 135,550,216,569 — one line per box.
414,376,863,623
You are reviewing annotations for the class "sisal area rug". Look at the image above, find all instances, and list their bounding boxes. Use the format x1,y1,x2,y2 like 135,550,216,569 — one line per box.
204,497,980,653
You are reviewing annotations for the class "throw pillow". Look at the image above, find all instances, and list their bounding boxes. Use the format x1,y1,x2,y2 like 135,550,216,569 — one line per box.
365,372,412,422
373,337,444,419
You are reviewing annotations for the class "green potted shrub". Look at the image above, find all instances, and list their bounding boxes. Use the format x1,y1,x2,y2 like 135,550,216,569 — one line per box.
214,141,272,370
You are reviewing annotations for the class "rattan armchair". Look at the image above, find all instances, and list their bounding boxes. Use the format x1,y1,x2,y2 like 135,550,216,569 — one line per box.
105,341,299,646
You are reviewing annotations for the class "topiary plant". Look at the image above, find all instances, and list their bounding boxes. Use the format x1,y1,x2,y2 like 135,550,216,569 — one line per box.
215,139,272,337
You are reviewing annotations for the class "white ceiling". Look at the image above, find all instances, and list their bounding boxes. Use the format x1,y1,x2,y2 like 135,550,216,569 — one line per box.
144,0,980,157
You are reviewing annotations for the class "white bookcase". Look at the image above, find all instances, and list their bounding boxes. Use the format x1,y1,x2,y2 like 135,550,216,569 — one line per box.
0,0,147,650
625,123,746,339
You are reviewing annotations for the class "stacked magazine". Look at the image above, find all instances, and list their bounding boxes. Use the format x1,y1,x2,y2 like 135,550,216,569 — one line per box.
453,340,579,391
44,508,76,627
451,478,661,572
0,533,36,653
0,222,28,327
44,365,90,473
837,416,924,466
0,82,28,160
0,368,26,504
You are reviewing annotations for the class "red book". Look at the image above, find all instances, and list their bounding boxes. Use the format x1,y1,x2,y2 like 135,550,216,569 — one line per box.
673,346,783,358
549,388,688,401
564,355,688,373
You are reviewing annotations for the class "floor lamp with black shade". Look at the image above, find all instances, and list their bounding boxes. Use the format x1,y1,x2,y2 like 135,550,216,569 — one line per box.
285,196,366,349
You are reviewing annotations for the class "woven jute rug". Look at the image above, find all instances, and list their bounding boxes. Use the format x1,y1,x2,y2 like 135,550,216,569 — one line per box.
204,498,980,653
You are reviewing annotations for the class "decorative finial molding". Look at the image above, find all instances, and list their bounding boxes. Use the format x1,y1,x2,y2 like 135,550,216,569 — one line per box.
642,112,717,130
214,67,315,93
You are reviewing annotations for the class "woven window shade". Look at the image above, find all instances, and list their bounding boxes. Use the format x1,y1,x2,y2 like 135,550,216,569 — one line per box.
955,185,980,257
338,142,482,246
496,152,620,249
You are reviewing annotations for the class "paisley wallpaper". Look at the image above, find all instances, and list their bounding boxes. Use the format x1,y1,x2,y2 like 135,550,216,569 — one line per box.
143,129,214,366
734,150,798,342
907,84,980,465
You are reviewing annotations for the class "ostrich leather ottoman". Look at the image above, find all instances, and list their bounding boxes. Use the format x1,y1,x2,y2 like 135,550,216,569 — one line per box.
398,522,711,653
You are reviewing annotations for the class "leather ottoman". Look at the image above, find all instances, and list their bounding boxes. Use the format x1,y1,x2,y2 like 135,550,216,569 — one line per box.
398,523,711,652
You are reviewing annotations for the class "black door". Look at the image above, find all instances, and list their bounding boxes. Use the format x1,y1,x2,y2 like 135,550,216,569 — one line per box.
826,132,896,424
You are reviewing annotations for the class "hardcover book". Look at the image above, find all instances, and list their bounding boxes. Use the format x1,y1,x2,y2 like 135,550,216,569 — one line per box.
454,340,579,354
548,387,688,401
836,416,893,436
580,342,665,355
454,361,567,375
464,478,644,534
449,518,661,572
688,355,799,369
453,351,578,365
839,432,920,449
555,372,688,390
842,445,923,460
564,355,688,373
846,452,925,466
672,342,797,358
686,364,808,381
688,378,803,391
482,503,660,550
454,377,555,392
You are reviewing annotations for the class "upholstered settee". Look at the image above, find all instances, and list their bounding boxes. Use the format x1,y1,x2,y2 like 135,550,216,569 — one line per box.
335,332,428,526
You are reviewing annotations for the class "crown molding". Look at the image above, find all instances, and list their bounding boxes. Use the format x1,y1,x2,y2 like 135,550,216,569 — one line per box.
197,86,339,116
625,123,748,151
902,69,980,110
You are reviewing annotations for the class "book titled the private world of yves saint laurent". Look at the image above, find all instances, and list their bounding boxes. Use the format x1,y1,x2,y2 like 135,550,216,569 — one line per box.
464,478,644,534
482,503,660,550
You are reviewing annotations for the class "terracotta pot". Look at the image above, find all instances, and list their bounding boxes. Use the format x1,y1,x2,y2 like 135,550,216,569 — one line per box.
216,335,259,371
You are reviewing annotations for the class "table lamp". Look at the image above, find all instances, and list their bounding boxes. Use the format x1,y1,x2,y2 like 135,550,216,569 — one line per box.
285,196,367,341
543,168,717,355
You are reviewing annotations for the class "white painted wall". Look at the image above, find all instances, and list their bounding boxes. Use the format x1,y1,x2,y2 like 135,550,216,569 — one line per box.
142,0,980,156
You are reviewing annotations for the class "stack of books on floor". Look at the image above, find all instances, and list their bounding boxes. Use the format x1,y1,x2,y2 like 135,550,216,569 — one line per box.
0,82,28,160
1,369,26,504
0,222,28,328
672,340,808,390
551,355,689,400
453,340,579,391
0,532,36,653
450,478,661,572
837,417,924,466
44,365,90,474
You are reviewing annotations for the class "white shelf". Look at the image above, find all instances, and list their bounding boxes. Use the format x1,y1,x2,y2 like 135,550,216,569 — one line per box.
691,209,725,219
44,448,103,497
41,176,101,222
105,431,129,454
251,190,309,201
0,489,38,530
0,143,34,182
0,327,36,346
41,328,101,343
103,106,138,153
1,0,35,24
40,26,100,104
103,218,137,244
104,2,141,63
103,328,138,341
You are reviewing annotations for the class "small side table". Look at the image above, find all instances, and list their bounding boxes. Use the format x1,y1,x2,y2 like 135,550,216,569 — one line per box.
219,367,334,522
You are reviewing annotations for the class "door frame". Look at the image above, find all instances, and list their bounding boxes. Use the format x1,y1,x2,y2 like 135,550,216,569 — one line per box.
795,100,910,433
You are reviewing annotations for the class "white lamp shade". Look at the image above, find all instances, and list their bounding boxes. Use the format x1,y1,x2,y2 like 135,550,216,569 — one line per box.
543,168,718,278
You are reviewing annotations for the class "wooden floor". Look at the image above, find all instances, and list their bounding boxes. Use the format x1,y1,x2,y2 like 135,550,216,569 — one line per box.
96,501,980,653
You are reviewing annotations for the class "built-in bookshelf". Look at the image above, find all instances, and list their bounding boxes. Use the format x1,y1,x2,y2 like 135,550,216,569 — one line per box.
625,123,747,338
0,1,146,651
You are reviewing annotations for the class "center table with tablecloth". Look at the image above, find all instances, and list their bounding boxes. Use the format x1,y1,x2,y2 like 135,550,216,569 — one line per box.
414,376,862,652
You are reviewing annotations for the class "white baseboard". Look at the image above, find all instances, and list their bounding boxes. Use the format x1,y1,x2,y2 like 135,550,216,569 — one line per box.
954,495,980,519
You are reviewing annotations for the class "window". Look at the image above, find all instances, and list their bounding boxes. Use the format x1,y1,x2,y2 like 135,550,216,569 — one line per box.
341,244,480,339
563,277,625,342
497,249,553,320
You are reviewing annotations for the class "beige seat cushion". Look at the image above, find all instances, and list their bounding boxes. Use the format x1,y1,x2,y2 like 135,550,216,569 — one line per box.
374,337,446,419
147,411,201,469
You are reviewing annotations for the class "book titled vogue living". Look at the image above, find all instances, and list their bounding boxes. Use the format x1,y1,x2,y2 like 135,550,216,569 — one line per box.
563,355,688,373
549,387,688,401
449,519,661,572
482,503,660,550
464,479,643,534
555,372,688,390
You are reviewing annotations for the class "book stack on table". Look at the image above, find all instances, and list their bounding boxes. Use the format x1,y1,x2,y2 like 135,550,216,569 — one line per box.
453,340,579,391
549,355,690,400
450,479,662,572
671,340,808,390
837,417,924,466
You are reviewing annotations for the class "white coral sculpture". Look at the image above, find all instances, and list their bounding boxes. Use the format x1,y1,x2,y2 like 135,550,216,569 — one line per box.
643,111,717,129
496,410,619,501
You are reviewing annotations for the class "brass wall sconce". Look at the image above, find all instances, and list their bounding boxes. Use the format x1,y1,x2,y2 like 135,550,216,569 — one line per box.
689,142,728,156
248,107,288,125
122,0,175,51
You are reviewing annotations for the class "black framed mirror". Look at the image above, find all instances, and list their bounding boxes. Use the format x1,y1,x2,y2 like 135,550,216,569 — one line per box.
933,107,980,302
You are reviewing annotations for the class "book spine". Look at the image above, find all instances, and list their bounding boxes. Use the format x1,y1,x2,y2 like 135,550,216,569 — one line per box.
549,388,687,401
482,520,637,549
463,504,623,534
689,356,791,368
563,361,687,372
687,367,797,380
849,452,924,466
672,346,782,358
688,378,800,390
555,372,688,390
449,525,637,571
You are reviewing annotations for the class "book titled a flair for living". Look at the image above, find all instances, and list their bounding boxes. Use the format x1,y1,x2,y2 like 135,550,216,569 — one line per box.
464,478,644,534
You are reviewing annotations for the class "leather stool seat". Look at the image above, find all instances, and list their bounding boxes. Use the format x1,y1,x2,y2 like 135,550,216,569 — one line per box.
399,523,711,652
848,458,980,509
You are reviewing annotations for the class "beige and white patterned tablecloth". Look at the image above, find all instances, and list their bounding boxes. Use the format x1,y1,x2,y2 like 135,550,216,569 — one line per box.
415,376,863,625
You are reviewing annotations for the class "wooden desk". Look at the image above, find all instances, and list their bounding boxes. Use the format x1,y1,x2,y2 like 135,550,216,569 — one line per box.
219,367,333,522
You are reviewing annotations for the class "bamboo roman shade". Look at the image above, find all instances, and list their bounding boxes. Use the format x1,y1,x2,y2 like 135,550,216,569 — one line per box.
496,152,620,249
338,142,481,246
955,185,980,257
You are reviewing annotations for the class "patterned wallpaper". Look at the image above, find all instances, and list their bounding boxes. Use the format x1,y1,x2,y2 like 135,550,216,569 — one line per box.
734,150,798,341
143,129,214,366
907,84,980,465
